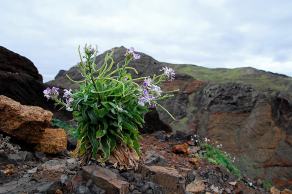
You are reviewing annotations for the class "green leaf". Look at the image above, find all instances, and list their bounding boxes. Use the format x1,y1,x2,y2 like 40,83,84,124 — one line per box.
96,129,106,138
88,110,98,124
100,138,111,160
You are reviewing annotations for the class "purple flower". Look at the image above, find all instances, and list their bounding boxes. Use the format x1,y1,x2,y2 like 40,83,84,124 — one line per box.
143,77,152,88
125,47,141,60
51,87,59,96
150,85,162,96
138,87,156,107
133,53,141,60
43,88,51,99
161,66,175,80
128,47,135,53
143,89,149,96
63,89,72,98
43,87,59,99
65,97,73,111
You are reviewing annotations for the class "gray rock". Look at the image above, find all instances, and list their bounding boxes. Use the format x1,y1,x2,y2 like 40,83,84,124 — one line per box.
7,151,32,161
66,158,78,170
34,152,47,162
41,159,66,172
144,151,166,165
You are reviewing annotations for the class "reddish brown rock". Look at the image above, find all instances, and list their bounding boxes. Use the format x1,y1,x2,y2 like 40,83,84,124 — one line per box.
172,143,189,155
0,95,67,153
34,128,67,154
82,165,129,194
188,157,202,169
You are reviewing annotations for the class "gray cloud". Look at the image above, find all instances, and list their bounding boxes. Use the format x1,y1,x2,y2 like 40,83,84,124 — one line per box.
1,0,292,81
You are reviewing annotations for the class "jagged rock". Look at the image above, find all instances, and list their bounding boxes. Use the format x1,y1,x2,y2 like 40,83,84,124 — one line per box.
0,95,67,153
194,83,292,189
140,165,185,194
0,46,46,107
82,165,129,194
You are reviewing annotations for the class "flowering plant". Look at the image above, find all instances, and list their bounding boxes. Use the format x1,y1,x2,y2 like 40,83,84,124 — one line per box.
44,45,176,165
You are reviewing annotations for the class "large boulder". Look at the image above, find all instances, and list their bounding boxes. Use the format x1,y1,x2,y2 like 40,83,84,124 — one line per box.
0,95,67,154
0,46,46,107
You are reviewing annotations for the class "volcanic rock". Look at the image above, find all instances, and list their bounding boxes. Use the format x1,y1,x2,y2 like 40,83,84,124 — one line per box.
82,165,129,194
0,95,67,153
0,46,46,107
140,165,186,194
194,83,292,189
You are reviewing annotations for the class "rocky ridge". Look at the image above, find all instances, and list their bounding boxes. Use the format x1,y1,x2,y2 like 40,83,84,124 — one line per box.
47,46,292,189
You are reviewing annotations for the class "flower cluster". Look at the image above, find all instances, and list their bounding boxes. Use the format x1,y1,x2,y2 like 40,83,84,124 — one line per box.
43,87,73,111
138,66,175,107
63,89,73,111
138,77,162,107
43,87,59,99
161,66,175,80
125,47,141,60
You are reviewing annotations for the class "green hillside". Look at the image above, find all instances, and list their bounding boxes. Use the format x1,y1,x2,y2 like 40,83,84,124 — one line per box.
168,64,292,93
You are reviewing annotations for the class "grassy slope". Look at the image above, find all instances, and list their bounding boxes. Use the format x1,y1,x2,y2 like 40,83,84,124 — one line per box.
168,64,292,94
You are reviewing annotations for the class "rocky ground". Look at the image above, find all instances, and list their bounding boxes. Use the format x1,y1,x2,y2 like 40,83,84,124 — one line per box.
1,130,280,194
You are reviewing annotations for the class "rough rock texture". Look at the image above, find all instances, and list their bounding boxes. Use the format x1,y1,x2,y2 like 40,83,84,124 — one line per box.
0,46,72,120
193,83,292,189
82,165,129,194
0,46,46,107
48,46,292,188
0,95,67,153
140,165,186,194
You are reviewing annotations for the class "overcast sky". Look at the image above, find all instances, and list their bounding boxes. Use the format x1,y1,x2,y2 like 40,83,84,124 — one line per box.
1,0,292,81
